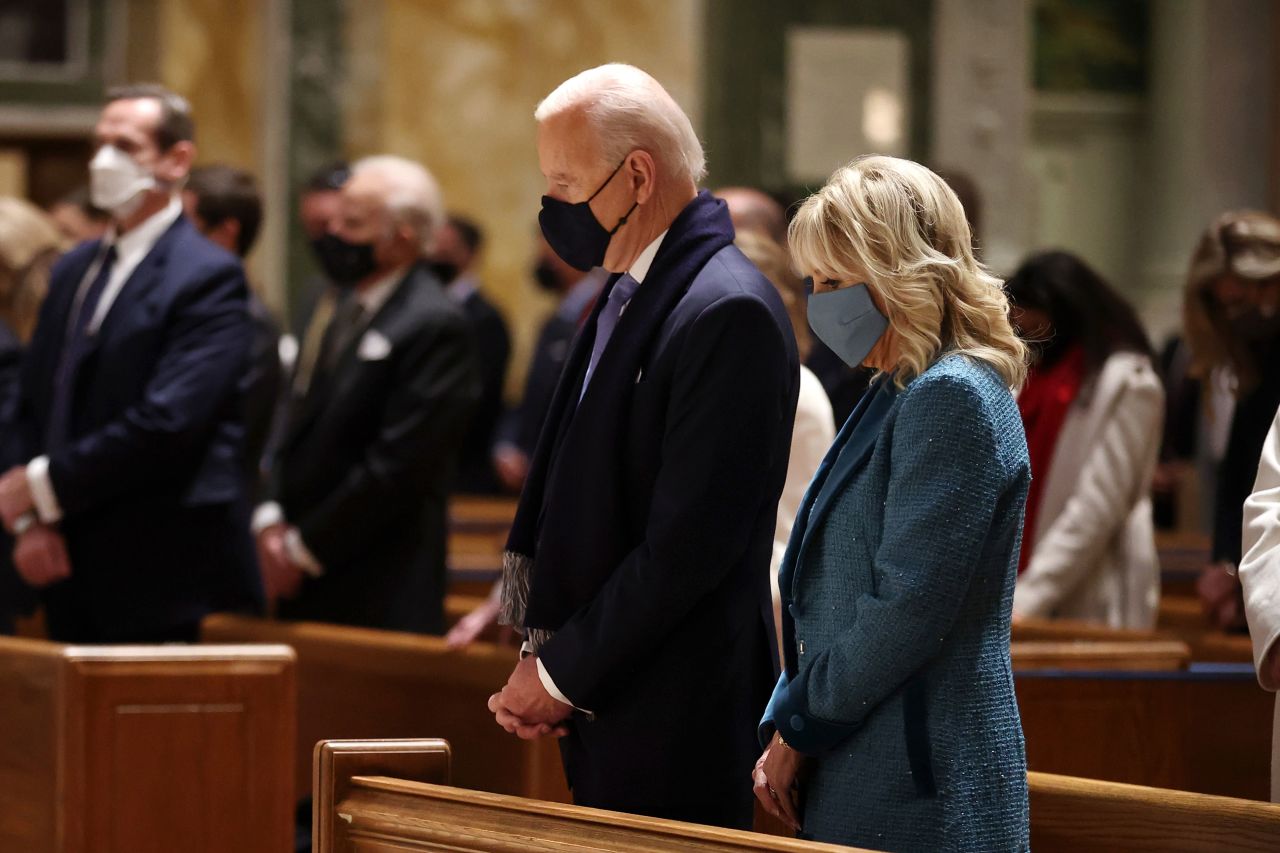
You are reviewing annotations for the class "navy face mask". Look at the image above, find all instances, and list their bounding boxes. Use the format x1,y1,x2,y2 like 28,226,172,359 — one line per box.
539,160,638,271
807,282,889,369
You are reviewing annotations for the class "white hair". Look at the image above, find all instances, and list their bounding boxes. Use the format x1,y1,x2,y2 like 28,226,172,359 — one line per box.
351,155,445,255
534,63,705,184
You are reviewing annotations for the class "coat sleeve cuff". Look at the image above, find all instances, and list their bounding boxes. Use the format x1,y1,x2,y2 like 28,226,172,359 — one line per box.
769,660,860,755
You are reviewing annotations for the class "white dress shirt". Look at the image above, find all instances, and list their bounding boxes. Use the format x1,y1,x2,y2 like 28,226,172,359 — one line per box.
27,196,184,524
252,265,408,576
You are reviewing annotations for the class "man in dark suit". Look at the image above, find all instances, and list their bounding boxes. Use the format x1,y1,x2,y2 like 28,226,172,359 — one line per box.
431,214,511,494
254,155,480,635
0,84,262,643
184,165,283,498
489,64,799,829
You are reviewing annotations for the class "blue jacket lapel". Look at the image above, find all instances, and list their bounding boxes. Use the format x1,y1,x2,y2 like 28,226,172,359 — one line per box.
780,377,898,600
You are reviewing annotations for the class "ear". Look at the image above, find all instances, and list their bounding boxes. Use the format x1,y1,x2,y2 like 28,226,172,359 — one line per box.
628,150,658,205
158,141,197,183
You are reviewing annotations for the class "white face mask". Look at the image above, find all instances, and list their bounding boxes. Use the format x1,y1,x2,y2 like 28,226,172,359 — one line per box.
89,144,157,219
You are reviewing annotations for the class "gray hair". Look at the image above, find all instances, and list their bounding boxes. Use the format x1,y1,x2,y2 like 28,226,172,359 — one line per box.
534,63,705,184
350,155,445,255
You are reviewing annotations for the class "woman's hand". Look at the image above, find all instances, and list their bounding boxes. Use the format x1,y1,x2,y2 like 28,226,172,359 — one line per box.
752,732,806,831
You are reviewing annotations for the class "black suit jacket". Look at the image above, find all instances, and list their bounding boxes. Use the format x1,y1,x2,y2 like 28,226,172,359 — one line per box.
509,193,800,827
453,288,510,493
272,263,480,633
11,216,262,641
242,294,283,496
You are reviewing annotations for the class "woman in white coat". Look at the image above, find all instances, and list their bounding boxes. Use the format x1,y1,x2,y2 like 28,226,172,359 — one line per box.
1241,404,1280,800
1007,251,1165,629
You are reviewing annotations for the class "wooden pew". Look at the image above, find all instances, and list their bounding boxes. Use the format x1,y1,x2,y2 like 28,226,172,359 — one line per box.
1016,664,1273,800
1016,611,1254,665
312,739,856,852
1158,596,1255,663
0,636,295,853
1157,529,1211,598
1010,640,1190,671
311,739,1280,852
201,614,570,809
1028,771,1280,852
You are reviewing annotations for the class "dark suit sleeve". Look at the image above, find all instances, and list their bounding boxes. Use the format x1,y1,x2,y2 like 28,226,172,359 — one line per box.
46,262,252,517
537,294,795,708
293,313,480,569
241,305,283,490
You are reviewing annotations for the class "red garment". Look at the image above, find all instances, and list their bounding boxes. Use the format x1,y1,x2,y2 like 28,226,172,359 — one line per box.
1017,344,1087,573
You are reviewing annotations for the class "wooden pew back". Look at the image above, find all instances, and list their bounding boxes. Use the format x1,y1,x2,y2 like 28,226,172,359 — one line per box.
1029,771,1280,852
1010,639,1190,671
310,741,1280,852
1016,664,1273,800
201,614,570,806
313,739,857,852
0,637,295,853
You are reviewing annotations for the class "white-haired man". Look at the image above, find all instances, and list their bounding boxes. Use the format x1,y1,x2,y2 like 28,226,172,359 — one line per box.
489,64,800,828
254,155,481,634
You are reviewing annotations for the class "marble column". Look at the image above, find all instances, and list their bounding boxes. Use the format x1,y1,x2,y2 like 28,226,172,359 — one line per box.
930,0,1032,276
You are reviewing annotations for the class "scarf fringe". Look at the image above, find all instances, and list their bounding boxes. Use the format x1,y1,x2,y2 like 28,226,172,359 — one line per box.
499,550,553,651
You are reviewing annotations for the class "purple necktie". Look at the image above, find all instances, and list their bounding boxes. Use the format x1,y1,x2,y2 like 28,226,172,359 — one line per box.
47,244,117,451
581,273,639,399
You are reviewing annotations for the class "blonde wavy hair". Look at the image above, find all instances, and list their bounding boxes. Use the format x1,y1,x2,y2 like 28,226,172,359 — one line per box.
788,155,1027,389
0,197,63,343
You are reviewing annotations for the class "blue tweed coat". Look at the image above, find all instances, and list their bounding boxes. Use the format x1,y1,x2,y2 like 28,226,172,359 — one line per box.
761,354,1031,852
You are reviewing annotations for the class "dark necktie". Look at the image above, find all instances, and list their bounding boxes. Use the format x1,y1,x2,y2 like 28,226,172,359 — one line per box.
319,295,366,378
47,245,117,451
581,273,639,399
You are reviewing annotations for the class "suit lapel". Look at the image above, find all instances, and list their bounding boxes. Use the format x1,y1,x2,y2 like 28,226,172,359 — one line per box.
285,269,412,446
781,377,898,600
89,218,184,355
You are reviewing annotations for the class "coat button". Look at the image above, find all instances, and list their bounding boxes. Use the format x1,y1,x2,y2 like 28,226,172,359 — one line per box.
790,715,806,731
797,640,806,655
788,603,799,618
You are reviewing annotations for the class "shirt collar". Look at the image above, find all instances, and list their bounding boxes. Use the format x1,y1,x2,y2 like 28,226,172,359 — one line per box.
106,195,183,265
354,264,408,316
627,229,668,283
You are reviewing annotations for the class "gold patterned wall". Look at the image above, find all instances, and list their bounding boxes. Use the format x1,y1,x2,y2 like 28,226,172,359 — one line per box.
345,0,703,396
123,0,702,395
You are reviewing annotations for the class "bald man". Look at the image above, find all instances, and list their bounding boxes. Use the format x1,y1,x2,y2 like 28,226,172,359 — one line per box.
716,185,788,245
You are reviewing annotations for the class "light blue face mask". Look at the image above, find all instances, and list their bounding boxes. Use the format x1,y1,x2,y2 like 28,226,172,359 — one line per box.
807,282,889,369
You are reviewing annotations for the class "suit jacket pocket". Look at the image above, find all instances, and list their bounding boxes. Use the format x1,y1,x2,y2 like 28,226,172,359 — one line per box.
903,674,937,798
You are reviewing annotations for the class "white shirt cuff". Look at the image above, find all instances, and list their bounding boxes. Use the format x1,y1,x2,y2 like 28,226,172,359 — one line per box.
520,641,591,715
284,526,324,578
252,501,285,534
27,456,63,524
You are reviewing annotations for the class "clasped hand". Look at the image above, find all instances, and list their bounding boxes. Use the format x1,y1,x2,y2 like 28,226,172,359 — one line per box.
488,654,571,740
752,732,806,831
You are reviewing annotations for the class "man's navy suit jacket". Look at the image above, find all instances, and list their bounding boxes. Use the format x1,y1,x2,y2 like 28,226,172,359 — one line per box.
11,216,261,640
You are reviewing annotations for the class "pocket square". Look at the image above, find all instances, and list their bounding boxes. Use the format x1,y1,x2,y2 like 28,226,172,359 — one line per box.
357,329,392,361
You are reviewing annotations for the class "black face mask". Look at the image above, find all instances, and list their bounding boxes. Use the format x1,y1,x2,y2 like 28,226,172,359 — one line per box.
311,234,377,287
538,160,638,271
1228,308,1280,346
429,261,459,285
532,259,562,293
